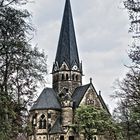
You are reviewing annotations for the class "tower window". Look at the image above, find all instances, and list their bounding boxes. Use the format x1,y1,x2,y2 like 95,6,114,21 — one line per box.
66,74,69,80
76,75,78,81
72,74,75,81
94,136,97,140
60,136,64,140
62,74,65,80
39,114,46,129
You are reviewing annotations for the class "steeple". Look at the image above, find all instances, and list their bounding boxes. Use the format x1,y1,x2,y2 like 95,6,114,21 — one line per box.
53,0,82,72
52,0,82,93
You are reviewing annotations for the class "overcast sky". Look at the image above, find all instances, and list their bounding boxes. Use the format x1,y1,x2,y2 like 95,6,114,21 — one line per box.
26,0,131,112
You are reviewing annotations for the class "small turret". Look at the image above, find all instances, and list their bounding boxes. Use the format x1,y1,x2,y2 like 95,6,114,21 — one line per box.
59,88,73,128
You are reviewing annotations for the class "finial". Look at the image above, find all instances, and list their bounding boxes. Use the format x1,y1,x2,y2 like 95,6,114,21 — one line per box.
90,78,92,83
99,90,101,95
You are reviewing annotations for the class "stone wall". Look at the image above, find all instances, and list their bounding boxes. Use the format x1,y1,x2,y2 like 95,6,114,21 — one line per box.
79,85,102,108
52,70,82,93
29,109,60,140
61,107,73,127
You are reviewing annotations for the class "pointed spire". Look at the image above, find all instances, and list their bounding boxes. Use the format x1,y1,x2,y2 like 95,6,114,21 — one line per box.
54,0,81,71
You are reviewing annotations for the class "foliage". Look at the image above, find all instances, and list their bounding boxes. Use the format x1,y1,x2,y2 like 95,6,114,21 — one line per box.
129,45,140,65
0,0,28,7
74,105,117,140
0,0,48,139
113,38,140,140
113,1,140,139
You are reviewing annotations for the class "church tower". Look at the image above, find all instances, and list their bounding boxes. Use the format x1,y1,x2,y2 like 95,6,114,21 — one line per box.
52,0,82,94
29,0,111,140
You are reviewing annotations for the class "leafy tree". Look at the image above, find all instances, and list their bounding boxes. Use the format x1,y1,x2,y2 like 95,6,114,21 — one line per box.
74,105,117,140
0,0,47,139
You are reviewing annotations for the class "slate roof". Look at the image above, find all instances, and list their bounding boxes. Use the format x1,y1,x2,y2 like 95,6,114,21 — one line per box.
98,94,111,115
50,116,63,134
30,88,61,111
54,0,81,71
30,84,109,113
72,83,110,114
72,84,90,108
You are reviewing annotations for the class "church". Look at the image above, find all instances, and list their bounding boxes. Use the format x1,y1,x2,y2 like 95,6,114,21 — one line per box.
29,0,110,140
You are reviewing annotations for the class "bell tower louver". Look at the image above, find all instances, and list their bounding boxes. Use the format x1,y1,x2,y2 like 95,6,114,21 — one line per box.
52,0,82,93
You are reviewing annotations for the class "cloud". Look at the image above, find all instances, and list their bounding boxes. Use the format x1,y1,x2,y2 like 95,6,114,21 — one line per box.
25,0,131,112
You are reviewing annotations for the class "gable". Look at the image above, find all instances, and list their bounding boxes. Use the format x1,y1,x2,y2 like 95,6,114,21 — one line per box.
60,62,69,71
72,83,110,114
79,84,102,108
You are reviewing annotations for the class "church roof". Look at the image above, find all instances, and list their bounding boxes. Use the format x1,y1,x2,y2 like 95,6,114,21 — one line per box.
72,84,90,108
50,116,63,134
54,0,80,70
72,83,110,114
30,88,61,111
98,93,110,114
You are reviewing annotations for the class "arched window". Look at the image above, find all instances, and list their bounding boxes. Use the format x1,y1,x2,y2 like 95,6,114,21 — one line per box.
94,136,97,140
32,113,37,126
76,75,78,81
39,114,46,129
66,74,69,80
62,74,65,80
60,136,64,140
72,74,75,81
